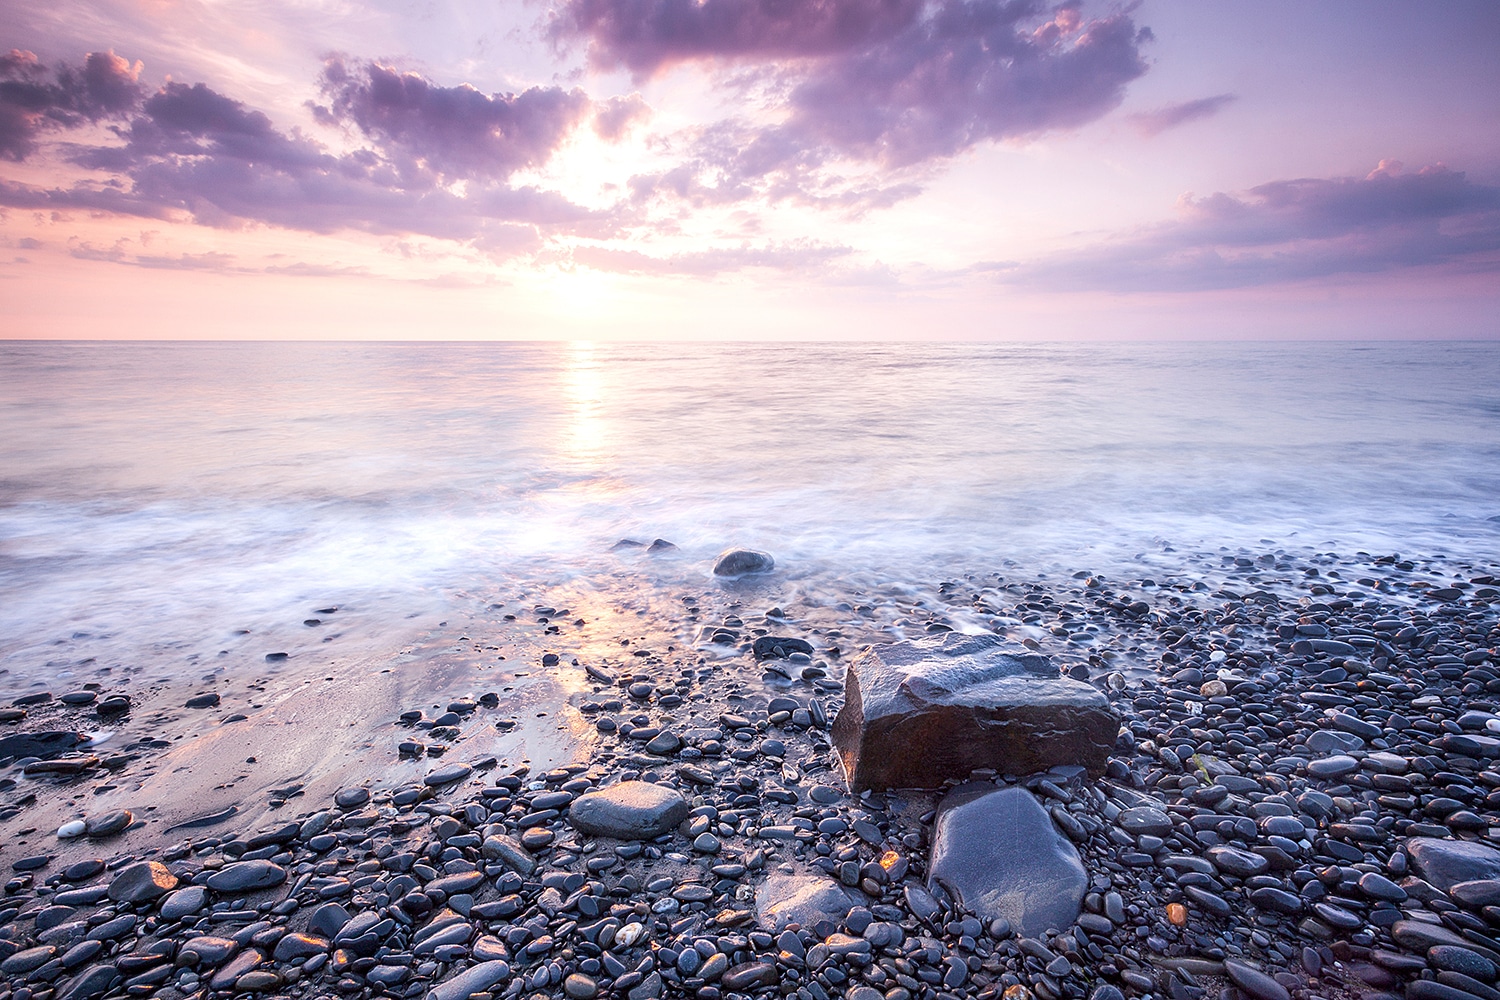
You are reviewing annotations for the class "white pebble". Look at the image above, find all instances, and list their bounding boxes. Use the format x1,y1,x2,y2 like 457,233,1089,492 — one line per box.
614,922,645,947
57,820,86,839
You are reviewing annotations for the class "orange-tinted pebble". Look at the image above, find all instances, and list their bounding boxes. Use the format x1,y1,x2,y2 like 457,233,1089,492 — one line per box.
1167,902,1188,926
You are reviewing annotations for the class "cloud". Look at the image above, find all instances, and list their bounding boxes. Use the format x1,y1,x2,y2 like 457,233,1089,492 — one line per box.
550,0,924,76
570,239,852,275
573,2,1151,207
592,93,650,140
0,50,622,253
1128,93,1235,137
0,49,143,160
997,161,1500,291
312,57,591,180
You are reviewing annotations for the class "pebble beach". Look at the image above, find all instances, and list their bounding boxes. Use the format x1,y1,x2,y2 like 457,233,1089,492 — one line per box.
5,538,1500,1000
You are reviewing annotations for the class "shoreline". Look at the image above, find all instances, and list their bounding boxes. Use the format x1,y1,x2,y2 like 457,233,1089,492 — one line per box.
1,546,1498,1000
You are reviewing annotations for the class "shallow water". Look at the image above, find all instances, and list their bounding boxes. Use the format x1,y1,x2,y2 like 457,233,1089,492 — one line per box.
3,340,1499,691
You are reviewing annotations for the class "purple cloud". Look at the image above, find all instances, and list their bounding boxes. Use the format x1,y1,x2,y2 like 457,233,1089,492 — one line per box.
592,93,650,140
1128,93,1236,137
0,51,621,254
605,3,1150,208
0,49,143,160
995,161,1500,291
550,0,923,76
313,58,591,180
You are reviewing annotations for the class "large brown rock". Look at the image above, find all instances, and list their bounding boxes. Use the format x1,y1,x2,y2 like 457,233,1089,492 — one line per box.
831,634,1116,792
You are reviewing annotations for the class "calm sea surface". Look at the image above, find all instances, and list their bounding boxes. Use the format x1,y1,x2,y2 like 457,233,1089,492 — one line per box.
3,341,1499,689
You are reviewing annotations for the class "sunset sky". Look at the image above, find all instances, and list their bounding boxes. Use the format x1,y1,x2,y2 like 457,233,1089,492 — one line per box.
2,0,1497,339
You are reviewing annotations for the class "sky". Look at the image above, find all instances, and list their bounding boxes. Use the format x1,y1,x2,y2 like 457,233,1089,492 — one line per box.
1,0,1497,339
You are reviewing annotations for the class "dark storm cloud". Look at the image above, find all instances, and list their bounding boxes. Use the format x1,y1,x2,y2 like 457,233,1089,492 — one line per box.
996,162,1500,291
1128,94,1236,137
313,58,591,180
0,49,143,160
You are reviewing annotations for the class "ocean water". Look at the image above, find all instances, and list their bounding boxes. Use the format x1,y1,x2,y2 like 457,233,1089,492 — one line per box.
2,340,1499,691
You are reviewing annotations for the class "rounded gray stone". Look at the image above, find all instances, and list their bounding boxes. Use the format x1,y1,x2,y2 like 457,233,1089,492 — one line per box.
568,781,688,840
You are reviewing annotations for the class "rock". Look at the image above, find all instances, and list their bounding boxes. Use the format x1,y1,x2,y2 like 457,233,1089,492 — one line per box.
1451,880,1500,908
0,731,87,761
425,763,472,785
426,959,512,1000
83,810,132,837
720,962,778,990
1392,922,1500,966
1118,806,1173,838
1428,946,1496,981
830,634,1116,791
334,787,369,808
753,636,815,660
568,781,688,840
57,820,86,839
712,549,775,577
160,886,208,921
59,964,121,1000
482,835,538,875
1205,845,1270,878
106,861,177,903
206,860,286,893
1307,755,1361,778
565,974,600,999
755,875,860,931
185,693,221,709
1409,838,1500,891
272,933,328,962
307,902,352,938
1306,730,1364,753
1223,959,1291,1000
2,946,57,974
210,949,264,991
927,784,1087,937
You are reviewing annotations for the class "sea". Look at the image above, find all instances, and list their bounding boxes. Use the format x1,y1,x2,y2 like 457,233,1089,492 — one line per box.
3,340,1499,693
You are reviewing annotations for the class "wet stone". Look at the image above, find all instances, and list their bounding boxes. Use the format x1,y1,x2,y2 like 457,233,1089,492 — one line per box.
832,633,1116,791
1429,946,1497,982
1118,806,1173,837
106,861,177,903
206,859,286,892
83,810,131,837
712,549,775,577
928,783,1087,937
425,763,472,785
1205,845,1270,878
1224,959,1292,1000
568,780,688,840
1409,837,1500,891
160,885,208,920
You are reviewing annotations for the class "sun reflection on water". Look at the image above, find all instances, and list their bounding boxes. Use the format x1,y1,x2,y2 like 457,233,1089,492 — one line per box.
561,340,607,467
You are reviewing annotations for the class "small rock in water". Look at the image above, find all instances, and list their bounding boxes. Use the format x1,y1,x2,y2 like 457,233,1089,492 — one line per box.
712,548,775,577
927,783,1087,937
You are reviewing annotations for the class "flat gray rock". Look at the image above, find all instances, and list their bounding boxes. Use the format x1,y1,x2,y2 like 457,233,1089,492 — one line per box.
928,784,1087,937
206,860,286,893
755,875,860,931
427,959,512,1000
831,634,1117,792
569,781,688,840
1409,837,1500,891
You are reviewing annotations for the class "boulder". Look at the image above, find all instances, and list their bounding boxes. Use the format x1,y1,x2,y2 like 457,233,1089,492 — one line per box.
928,784,1087,937
755,875,860,931
712,549,774,577
831,634,1116,792
568,781,688,840
1408,837,1500,891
